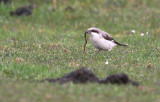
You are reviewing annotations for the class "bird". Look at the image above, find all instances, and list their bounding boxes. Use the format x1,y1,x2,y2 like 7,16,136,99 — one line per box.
84,27,127,53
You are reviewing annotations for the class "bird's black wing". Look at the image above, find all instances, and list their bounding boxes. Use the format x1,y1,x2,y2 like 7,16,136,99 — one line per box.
102,32,128,46
102,31,114,41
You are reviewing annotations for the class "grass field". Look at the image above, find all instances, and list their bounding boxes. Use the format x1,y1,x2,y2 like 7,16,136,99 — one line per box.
0,0,160,102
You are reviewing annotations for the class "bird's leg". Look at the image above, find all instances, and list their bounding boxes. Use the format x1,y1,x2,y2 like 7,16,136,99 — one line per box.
109,51,112,58
106,52,109,60
106,51,112,61
95,49,100,55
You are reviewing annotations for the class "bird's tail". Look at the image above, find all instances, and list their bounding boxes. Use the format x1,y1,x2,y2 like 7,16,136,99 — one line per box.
114,41,128,47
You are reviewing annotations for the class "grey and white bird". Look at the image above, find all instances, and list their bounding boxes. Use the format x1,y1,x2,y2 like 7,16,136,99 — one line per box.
85,27,127,53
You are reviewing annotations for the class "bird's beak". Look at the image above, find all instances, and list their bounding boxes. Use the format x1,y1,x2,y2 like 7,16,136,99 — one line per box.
85,30,91,34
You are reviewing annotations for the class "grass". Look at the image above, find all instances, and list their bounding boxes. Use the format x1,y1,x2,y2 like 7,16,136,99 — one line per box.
0,0,160,102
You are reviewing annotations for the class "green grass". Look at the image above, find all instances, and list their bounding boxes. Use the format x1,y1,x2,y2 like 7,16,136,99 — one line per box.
0,0,160,102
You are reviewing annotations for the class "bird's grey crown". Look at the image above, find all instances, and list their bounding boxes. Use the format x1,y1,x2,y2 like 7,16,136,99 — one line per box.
88,27,101,31
88,27,113,40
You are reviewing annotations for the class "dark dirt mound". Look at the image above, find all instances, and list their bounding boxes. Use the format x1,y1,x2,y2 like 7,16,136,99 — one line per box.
0,0,11,4
42,67,99,84
99,73,139,86
10,4,35,16
42,67,139,86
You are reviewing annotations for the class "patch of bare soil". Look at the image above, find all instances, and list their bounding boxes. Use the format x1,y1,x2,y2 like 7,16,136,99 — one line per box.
42,67,139,86
0,0,11,4
99,73,139,86
10,4,35,16
42,68,99,84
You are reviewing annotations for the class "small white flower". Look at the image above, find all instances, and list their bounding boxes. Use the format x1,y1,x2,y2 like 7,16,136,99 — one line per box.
146,32,149,35
131,30,136,34
141,33,144,36
105,60,109,65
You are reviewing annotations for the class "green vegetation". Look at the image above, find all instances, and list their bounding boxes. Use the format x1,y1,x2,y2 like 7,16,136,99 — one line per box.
0,0,160,102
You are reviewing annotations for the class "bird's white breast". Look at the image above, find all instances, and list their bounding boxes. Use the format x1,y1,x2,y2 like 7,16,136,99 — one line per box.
90,32,117,51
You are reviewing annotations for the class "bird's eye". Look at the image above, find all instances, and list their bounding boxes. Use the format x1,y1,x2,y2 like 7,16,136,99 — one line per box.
91,30,98,33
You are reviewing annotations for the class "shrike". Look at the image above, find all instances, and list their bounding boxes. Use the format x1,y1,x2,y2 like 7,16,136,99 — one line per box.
83,27,127,53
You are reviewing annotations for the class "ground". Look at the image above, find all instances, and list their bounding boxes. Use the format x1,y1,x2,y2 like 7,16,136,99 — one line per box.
0,0,160,102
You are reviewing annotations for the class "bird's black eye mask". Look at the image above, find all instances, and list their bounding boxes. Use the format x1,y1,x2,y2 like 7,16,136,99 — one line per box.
91,30,98,33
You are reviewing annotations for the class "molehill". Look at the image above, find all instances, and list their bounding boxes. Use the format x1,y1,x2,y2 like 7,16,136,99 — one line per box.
42,67,139,86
